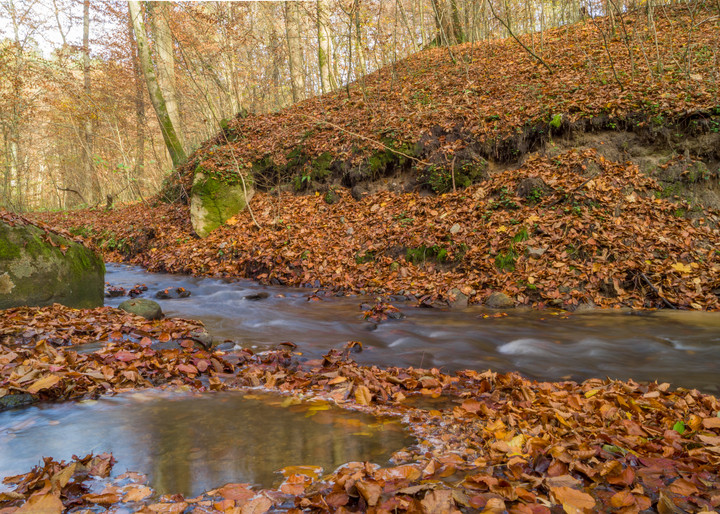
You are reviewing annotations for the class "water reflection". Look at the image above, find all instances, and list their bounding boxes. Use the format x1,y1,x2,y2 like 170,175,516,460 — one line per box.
0,391,413,497
104,264,720,394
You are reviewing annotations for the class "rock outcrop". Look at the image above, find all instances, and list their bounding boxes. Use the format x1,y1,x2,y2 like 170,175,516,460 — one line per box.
0,216,104,309
190,170,254,238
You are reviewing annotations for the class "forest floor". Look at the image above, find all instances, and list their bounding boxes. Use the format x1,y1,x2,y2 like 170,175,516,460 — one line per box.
35,4,720,311
3,4,720,513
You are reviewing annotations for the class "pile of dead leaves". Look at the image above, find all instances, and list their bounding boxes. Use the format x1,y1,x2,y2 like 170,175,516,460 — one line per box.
0,304,234,407
37,149,720,310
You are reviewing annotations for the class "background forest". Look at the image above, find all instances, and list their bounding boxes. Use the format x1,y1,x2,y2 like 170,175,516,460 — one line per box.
1,0,657,212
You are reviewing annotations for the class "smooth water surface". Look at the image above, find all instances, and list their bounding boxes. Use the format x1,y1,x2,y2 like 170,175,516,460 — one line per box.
105,263,720,394
0,391,412,497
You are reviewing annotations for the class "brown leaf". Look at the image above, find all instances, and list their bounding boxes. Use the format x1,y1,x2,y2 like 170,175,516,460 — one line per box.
216,483,254,502
356,479,382,506
420,489,457,513
16,492,64,514
26,374,61,394
550,486,596,513
122,485,152,502
240,496,272,514
354,384,373,405
668,478,699,497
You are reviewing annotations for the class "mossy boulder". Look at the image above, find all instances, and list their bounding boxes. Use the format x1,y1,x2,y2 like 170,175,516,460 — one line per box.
0,219,104,309
190,170,254,238
118,298,163,320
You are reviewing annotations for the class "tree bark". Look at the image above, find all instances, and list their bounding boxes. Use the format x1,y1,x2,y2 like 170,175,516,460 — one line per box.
127,8,145,199
83,0,99,203
128,0,187,167
316,0,337,94
353,0,367,76
284,1,306,103
148,2,184,148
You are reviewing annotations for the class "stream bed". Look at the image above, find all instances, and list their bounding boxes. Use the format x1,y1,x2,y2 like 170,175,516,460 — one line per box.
104,263,720,394
2,262,719,497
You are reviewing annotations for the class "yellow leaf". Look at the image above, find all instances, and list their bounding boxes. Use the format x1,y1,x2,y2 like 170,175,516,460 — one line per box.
226,216,239,226
672,262,692,274
27,374,61,394
584,389,599,398
354,385,373,405
497,225,507,232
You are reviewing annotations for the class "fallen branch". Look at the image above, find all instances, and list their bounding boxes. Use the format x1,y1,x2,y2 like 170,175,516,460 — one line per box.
639,272,676,309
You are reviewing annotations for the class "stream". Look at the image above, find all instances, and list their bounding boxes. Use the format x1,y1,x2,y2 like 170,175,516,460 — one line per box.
103,263,720,394
2,262,719,497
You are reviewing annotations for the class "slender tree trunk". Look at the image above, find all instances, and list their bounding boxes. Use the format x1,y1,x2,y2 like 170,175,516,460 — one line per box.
128,9,145,199
83,0,99,203
8,0,23,210
284,1,306,103
317,0,337,94
353,0,368,76
148,2,184,148
396,0,419,52
128,1,187,167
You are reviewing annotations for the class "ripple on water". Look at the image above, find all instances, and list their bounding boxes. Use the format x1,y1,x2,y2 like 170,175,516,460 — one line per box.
102,263,720,394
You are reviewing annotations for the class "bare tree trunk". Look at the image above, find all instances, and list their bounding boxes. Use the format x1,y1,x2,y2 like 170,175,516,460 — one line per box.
317,0,337,94
149,2,184,148
83,0,99,203
284,1,306,103
7,0,23,210
353,0,368,76
128,9,145,200
128,1,187,167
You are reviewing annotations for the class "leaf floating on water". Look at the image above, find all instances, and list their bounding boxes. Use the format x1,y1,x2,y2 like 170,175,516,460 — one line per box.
239,496,272,514
279,465,323,480
16,492,64,514
146,501,188,513
215,483,254,502
122,485,152,503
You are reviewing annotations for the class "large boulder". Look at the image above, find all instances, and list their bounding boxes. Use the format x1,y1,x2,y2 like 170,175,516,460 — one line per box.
190,169,254,238
0,216,104,309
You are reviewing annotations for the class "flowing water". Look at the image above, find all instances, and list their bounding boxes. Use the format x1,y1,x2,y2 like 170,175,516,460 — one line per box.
0,391,412,497
2,263,719,497
104,263,720,395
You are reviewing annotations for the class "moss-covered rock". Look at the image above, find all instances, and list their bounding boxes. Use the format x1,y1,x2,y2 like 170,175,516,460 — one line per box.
0,220,105,309
118,298,163,320
190,168,255,238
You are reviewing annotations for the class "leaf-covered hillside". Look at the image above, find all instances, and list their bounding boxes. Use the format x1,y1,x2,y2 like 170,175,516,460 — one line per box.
178,3,720,194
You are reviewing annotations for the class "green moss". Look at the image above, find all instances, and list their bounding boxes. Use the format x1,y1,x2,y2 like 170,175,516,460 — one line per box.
311,152,334,180
0,221,104,309
367,138,416,176
0,224,21,259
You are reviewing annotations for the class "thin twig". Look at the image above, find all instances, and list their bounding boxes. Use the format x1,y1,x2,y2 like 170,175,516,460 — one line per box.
639,272,676,309
486,0,554,73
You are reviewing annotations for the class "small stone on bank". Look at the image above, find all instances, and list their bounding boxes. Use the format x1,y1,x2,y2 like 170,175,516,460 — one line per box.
118,299,163,320
485,292,514,309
